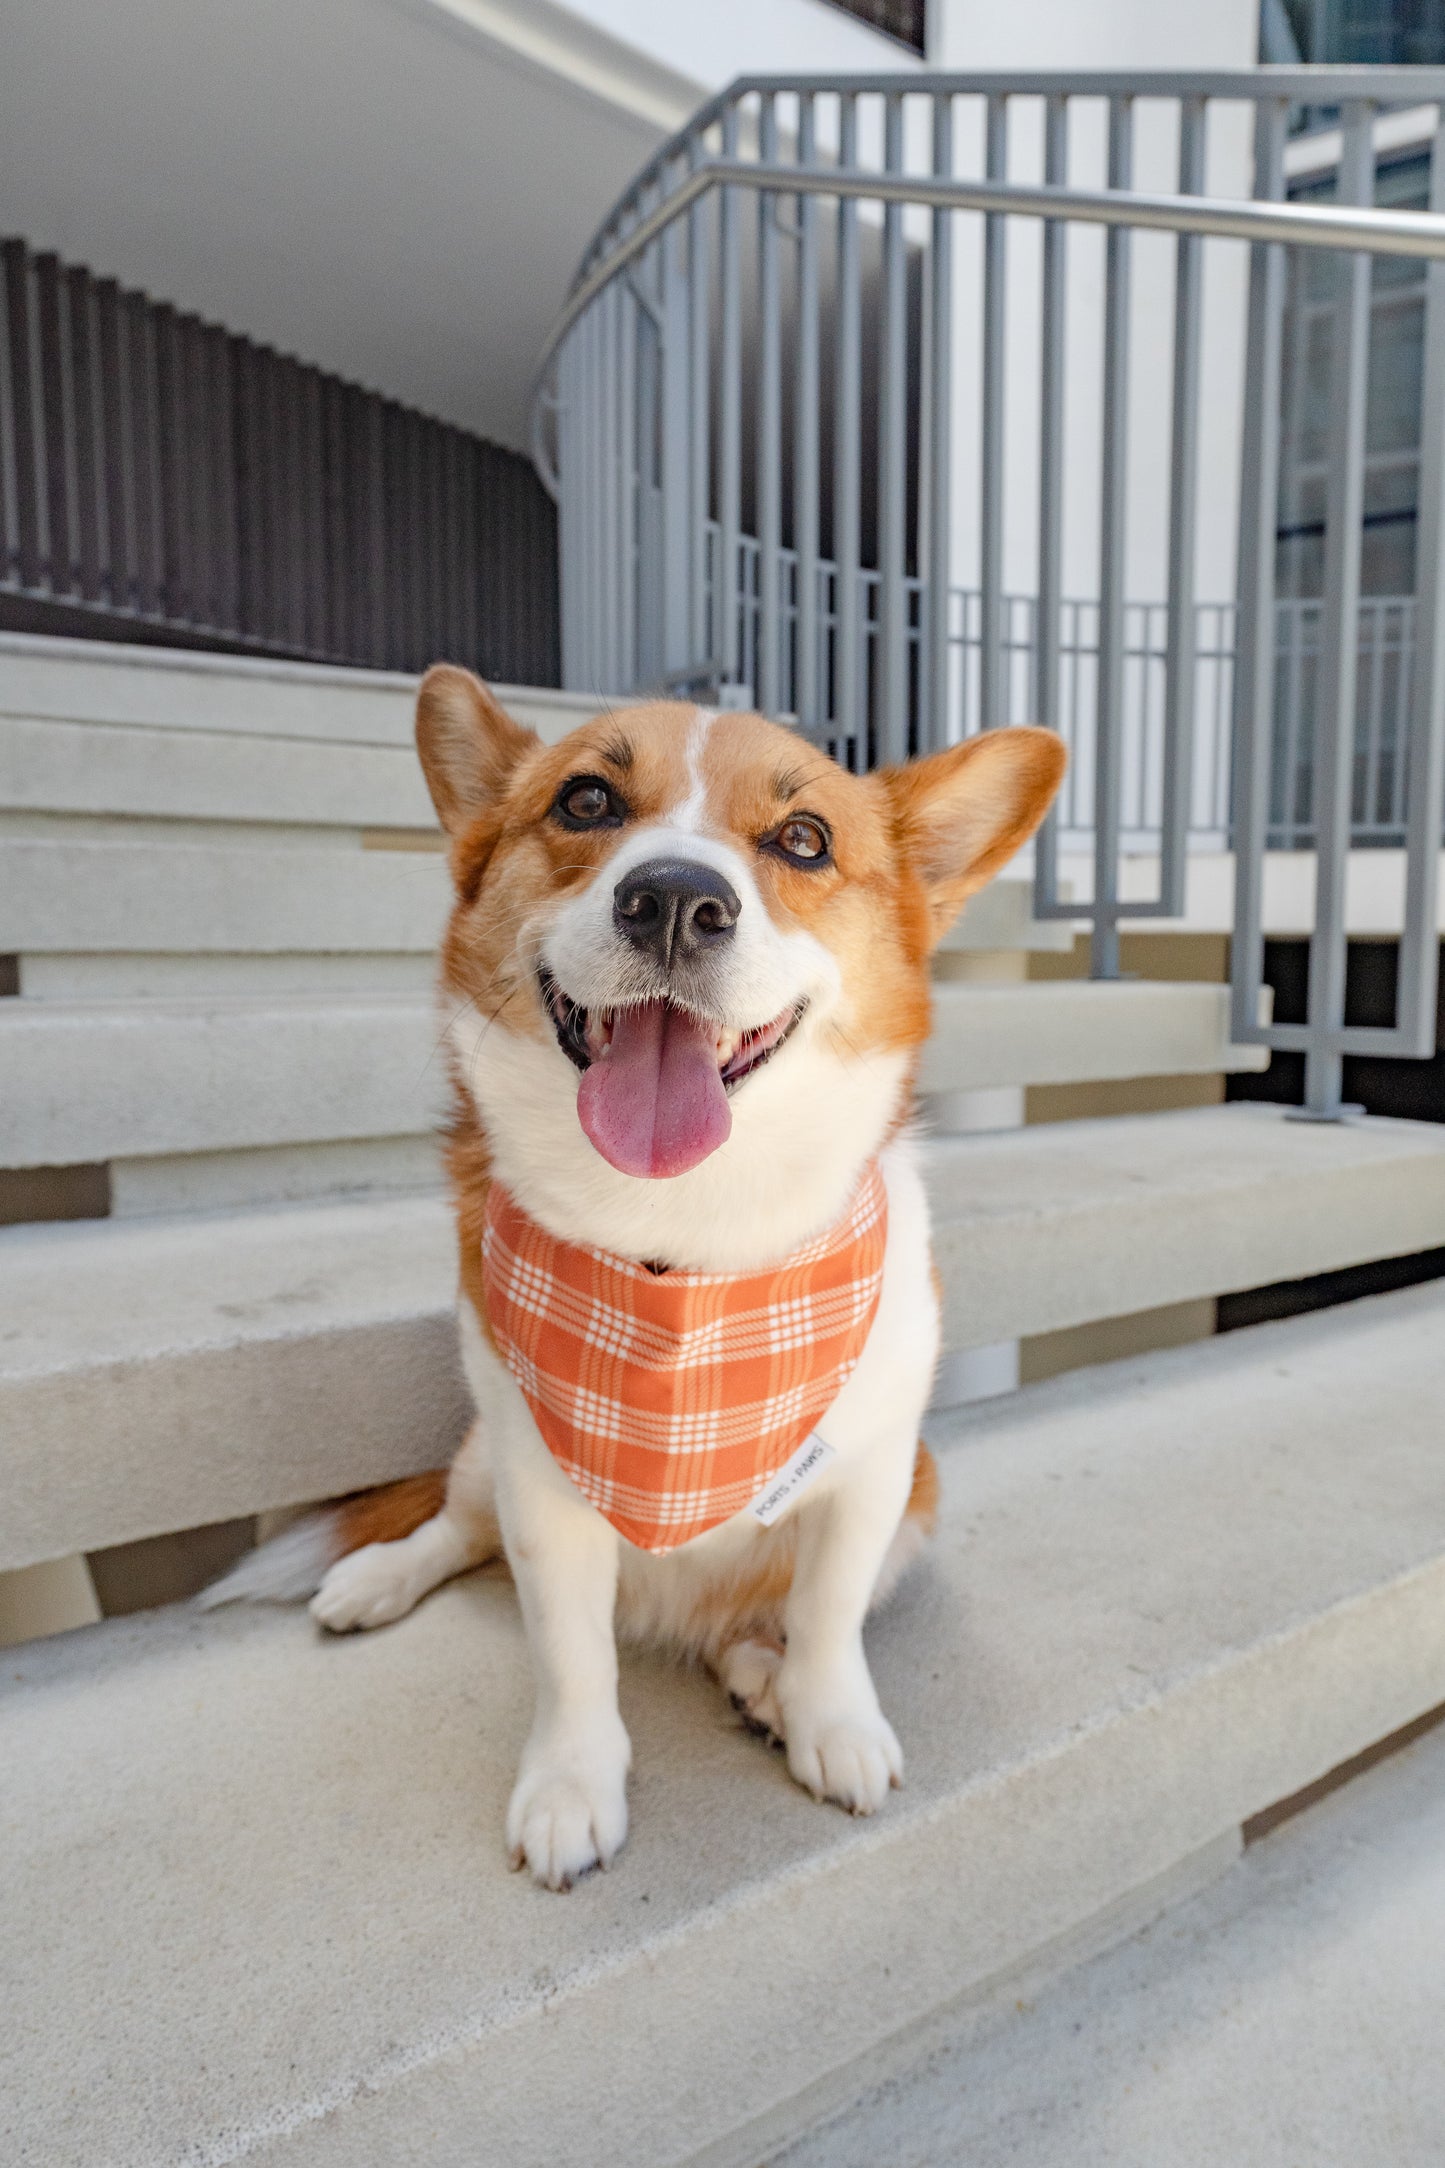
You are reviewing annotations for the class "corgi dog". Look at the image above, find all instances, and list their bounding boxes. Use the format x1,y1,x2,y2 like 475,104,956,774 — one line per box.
213,672,1062,1889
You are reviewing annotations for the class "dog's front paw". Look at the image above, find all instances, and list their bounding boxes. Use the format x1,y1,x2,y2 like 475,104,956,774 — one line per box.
778,1675,903,1816
506,1724,631,1891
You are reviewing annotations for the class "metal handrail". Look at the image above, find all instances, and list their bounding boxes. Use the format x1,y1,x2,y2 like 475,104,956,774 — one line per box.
573,67,1445,286
533,70,1445,1120
534,159,1445,397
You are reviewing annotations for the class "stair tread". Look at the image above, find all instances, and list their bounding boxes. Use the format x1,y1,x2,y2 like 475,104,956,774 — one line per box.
0,1191,455,1377
5,1280,1445,2168
775,1704,1445,2168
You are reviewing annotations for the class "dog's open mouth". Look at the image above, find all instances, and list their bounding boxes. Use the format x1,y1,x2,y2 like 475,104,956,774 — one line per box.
541,971,805,1180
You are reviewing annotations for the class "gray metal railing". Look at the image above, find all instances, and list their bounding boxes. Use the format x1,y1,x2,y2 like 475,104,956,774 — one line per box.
531,68,1445,1118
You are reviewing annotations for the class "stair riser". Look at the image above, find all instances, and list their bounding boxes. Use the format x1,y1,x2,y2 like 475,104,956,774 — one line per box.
0,715,440,830
1,1004,448,1165
1,1319,467,1573
0,839,449,953
921,981,1268,1090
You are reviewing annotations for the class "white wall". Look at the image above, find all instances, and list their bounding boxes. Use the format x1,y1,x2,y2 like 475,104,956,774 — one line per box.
0,0,911,450
553,0,921,89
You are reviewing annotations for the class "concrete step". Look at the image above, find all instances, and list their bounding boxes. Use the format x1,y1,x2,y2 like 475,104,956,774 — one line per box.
771,1700,1445,2168
5,1281,1445,2168
0,632,594,836
929,1100,1445,1349
920,979,1267,1094
0,1192,463,1572
5,1105,1445,1571
0,704,441,831
0,837,450,956
2,983,1256,1175
0,995,448,1168
0,629,592,745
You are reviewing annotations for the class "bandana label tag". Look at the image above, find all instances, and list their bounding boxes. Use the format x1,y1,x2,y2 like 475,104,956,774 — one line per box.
751,1433,837,1527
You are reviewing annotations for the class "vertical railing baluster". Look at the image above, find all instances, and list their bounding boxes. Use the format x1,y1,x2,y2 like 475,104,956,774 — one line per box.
557,327,584,690
925,90,954,749
1092,96,1134,978
1363,596,1386,829
688,128,712,684
757,92,783,715
213,328,239,639
2,244,41,592
1033,93,1069,921
1304,100,1374,1117
660,156,693,681
835,92,863,760
980,93,1008,732
719,98,743,691
596,284,617,691
93,277,129,613
187,315,215,630
126,289,160,620
618,279,639,691
639,242,665,692
878,89,909,762
67,267,102,604
1398,106,1445,1061
34,254,70,599
590,301,608,689
1159,96,1206,917
1230,99,1289,1046
795,92,822,732
154,306,184,623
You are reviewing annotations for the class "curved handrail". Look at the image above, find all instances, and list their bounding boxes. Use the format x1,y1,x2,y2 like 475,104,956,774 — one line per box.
531,152,1445,477
567,64,1445,302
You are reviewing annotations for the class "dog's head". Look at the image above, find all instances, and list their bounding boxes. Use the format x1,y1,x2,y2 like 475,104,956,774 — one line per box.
419,670,1063,1267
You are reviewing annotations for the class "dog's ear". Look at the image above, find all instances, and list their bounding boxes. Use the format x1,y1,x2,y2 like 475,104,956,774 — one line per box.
882,727,1066,944
415,666,537,836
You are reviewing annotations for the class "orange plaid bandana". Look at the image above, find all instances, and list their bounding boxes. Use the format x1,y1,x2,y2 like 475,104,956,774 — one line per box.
481,1164,888,1553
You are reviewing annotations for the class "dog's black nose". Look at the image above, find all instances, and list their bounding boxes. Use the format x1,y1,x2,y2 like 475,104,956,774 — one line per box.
613,857,740,965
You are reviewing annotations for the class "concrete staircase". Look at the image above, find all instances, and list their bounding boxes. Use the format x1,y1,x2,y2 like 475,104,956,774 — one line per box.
4,632,1445,2167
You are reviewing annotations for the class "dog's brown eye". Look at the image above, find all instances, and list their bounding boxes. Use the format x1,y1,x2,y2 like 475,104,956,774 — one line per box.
769,815,830,866
554,775,625,829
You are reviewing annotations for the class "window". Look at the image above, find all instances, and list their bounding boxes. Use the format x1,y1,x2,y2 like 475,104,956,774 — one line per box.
1277,151,1429,602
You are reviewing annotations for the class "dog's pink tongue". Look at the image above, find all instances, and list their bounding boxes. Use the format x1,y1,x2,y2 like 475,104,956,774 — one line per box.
577,1001,732,1178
